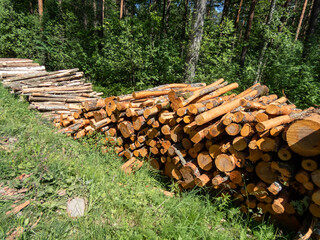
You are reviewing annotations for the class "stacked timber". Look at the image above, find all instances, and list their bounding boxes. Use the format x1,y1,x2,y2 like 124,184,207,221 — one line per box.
0,58,46,78
0,58,102,120
57,79,320,230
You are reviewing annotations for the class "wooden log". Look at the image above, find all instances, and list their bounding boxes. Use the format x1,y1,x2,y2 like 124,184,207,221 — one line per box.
215,154,236,172
255,161,278,184
212,174,228,186
309,203,320,217
259,94,278,104
240,99,267,110
121,157,143,174
295,170,310,184
93,118,111,130
195,98,243,125
256,108,315,132
208,144,222,159
197,152,213,171
270,125,285,136
232,136,249,151
170,124,184,142
234,83,261,99
208,119,225,137
278,146,292,161
227,170,243,184
272,191,289,214
287,113,320,157
266,104,298,115
190,125,211,143
194,82,238,102
181,79,226,106
240,123,255,137
256,137,278,152
118,121,135,138
311,170,320,188
195,173,212,187
302,159,318,172
312,190,320,206
225,123,241,136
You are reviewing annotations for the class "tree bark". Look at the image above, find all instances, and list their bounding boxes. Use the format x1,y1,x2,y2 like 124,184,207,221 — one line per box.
180,0,189,58
305,0,320,37
120,0,124,19
97,0,104,38
240,0,257,67
38,0,43,20
295,0,308,41
235,0,243,30
255,0,276,84
220,0,230,24
303,0,315,37
93,0,97,27
184,0,206,83
303,0,320,55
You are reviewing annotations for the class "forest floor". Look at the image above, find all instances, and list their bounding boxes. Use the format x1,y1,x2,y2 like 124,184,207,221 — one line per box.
0,85,291,239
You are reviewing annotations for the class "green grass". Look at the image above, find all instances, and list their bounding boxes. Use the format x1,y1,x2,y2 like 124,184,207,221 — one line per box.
0,85,290,239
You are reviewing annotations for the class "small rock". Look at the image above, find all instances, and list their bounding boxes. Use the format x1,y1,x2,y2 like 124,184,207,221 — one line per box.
66,198,86,218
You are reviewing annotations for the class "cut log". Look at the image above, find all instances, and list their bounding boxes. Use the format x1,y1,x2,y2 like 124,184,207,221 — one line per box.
196,98,243,125
301,159,318,172
197,152,213,171
287,113,320,157
215,154,236,172
311,170,320,188
256,161,278,184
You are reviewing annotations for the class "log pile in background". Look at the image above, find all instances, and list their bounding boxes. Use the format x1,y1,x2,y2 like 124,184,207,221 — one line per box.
57,78,320,231
0,58,102,120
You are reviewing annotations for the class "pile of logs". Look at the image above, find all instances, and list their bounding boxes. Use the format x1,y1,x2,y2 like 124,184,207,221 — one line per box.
0,58,46,78
0,58,102,120
57,79,320,231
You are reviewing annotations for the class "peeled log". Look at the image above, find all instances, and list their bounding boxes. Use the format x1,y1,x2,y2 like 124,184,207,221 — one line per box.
196,98,243,125
287,114,320,156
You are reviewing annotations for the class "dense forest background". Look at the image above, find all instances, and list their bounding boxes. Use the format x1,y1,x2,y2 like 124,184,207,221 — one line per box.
0,0,319,108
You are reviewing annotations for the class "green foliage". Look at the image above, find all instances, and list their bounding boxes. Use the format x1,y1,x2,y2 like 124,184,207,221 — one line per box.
0,0,319,104
197,18,240,84
0,0,42,60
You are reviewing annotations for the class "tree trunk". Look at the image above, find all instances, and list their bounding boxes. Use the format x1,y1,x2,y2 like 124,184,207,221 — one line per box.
240,0,257,67
180,0,189,58
30,1,34,14
184,0,206,83
303,0,320,55
305,0,320,37
165,0,171,33
93,0,97,27
235,0,243,29
162,0,171,34
295,0,308,41
255,0,276,84
220,0,230,24
278,0,291,32
303,0,315,37
38,0,43,20
120,0,124,19
97,0,104,38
